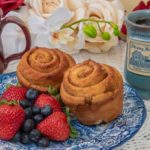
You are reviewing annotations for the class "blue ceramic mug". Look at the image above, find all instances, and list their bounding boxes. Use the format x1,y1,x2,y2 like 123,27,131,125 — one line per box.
125,10,150,99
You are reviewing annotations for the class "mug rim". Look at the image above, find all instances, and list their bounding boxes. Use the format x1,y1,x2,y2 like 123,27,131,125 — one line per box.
125,10,150,29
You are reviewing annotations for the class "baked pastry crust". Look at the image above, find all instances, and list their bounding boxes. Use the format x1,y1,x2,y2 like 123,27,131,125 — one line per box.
17,47,75,92
60,59,123,125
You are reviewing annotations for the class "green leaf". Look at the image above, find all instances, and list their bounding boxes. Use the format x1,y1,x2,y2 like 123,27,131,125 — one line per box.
70,125,78,138
55,94,61,102
83,24,97,38
54,94,65,109
5,84,12,89
64,107,78,138
48,85,58,96
65,107,70,118
0,99,18,106
101,32,111,41
16,82,22,87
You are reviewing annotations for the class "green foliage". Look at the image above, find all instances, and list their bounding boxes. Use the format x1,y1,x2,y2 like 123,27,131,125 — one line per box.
48,85,58,96
0,99,18,106
65,107,78,138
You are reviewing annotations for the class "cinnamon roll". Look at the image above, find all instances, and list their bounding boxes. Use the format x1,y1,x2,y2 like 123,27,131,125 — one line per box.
60,59,123,125
17,47,75,92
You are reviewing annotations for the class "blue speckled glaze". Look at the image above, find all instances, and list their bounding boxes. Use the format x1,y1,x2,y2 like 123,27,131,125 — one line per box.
0,72,146,150
125,10,150,99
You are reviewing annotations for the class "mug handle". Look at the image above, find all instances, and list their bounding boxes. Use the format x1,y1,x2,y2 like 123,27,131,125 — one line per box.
0,15,31,68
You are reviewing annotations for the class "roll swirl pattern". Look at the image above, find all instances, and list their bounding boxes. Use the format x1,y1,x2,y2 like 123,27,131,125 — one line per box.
17,47,75,92
60,60,123,125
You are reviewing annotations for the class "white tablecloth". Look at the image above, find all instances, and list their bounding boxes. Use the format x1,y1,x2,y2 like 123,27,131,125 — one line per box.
3,41,150,150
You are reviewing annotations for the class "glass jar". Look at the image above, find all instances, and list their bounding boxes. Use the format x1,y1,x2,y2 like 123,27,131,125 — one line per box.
125,10,150,99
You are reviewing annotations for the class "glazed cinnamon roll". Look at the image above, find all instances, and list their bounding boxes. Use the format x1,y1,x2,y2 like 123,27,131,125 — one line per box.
17,47,75,92
60,60,123,125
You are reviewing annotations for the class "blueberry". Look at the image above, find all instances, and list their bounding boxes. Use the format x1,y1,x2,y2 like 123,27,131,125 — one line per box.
21,133,29,144
29,129,41,143
33,114,44,124
19,100,31,109
12,132,21,142
23,119,35,133
26,89,39,101
32,105,41,115
25,107,33,118
41,105,52,117
38,137,49,147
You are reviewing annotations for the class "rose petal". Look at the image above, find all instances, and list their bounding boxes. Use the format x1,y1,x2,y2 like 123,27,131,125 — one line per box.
71,7,85,22
110,0,124,29
147,0,150,9
28,0,43,17
110,0,124,10
64,0,84,11
133,1,147,11
45,7,73,31
0,0,24,16
75,23,85,50
85,34,118,53
28,15,47,34
121,23,127,35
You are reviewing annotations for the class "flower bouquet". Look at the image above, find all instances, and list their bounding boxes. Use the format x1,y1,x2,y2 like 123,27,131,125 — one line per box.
4,0,124,54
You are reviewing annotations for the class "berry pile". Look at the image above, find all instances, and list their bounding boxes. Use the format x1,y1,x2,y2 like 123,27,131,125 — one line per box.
0,85,71,148
13,89,52,147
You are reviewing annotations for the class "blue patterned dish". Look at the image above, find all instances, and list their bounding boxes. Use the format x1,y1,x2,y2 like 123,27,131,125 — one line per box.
0,72,146,150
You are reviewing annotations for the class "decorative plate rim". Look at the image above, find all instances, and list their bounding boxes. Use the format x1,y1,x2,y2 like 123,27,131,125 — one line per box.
0,72,147,150
111,87,147,150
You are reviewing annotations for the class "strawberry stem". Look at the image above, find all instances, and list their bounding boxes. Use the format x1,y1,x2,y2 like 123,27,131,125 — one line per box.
70,125,78,138
5,84,12,89
53,94,65,108
65,107,78,138
48,85,58,96
0,99,18,106
16,82,22,87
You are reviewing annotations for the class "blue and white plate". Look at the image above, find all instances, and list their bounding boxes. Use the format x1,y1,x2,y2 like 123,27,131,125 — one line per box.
0,72,146,150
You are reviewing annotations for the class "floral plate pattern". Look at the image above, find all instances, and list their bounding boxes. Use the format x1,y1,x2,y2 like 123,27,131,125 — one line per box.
0,72,146,150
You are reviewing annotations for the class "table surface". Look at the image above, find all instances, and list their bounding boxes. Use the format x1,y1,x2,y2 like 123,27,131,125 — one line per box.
3,41,150,150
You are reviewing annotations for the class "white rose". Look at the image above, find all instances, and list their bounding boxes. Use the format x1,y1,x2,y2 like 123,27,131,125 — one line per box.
19,0,124,54
82,0,124,53
64,0,86,22
24,0,86,53
26,0,85,19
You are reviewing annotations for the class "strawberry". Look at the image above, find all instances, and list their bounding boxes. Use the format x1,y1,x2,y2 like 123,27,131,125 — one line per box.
37,112,70,141
35,94,61,112
0,100,25,140
2,85,27,101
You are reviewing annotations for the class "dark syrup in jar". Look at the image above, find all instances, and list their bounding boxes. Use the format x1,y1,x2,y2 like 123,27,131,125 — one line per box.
135,18,150,26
